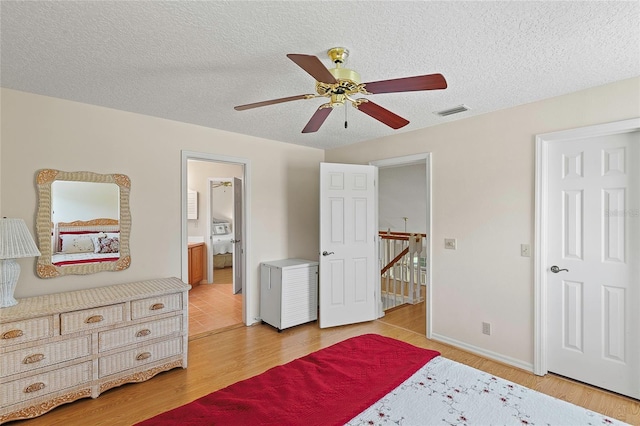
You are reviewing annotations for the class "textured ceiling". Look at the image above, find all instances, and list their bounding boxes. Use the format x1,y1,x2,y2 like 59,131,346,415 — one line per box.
1,1,639,150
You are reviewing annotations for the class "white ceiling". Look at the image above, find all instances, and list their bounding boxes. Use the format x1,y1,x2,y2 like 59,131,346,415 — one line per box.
1,1,638,150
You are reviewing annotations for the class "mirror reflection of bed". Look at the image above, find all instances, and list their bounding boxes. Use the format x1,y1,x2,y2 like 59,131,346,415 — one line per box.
211,220,233,270
52,219,121,266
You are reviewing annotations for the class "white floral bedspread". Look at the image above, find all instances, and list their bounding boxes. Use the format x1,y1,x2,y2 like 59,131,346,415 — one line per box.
52,252,119,265
346,356,627,426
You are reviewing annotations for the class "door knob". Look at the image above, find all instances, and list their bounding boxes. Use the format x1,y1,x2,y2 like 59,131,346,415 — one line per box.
550,265,569,273
322,251,334,256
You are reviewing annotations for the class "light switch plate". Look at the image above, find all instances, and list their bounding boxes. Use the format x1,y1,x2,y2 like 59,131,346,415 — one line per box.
444,238,457,250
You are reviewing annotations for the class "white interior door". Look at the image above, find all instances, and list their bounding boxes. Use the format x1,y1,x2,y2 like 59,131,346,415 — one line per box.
546,130,639,398
233,177,243,294
207,179,216,284
319,162,378,328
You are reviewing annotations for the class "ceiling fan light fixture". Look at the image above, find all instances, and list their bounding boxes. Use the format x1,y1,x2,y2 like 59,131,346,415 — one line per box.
434,104,470,117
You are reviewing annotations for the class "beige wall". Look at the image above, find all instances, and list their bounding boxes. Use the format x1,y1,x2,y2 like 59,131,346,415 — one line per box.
2,77,638,367
0,88,324,325
326,77,640,367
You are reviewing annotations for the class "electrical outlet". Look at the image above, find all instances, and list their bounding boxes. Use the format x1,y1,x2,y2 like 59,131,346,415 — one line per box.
482,322,491,335
444,238,457,250
521,244,531,257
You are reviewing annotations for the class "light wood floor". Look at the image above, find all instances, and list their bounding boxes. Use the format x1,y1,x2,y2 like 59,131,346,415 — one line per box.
378,300,426,335
188,267,243,337
11,302,640,425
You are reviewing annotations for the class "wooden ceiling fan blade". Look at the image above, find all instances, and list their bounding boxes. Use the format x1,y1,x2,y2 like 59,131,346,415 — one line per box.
287,54,337,84
355,101,409,129
302,107,333,133
363,73,447,94
234,94,314,111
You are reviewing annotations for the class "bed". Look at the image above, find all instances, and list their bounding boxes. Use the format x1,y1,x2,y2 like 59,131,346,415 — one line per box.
51,218,120,266
137,334,627,425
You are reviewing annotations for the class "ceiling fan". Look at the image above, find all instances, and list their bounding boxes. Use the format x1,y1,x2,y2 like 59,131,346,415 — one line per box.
234,47,447,133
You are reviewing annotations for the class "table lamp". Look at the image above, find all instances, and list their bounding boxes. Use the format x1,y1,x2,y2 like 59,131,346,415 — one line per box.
0,218,41,308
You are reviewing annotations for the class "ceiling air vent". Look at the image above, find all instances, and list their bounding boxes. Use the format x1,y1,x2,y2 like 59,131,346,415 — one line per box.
434,104,470,117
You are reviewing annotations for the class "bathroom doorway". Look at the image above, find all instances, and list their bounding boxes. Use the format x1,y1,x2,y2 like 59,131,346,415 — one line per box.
181,151,250,337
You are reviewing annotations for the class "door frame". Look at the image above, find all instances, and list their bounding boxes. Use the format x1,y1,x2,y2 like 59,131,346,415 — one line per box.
533,117,640,375
181,150,251,325
370,153,433,338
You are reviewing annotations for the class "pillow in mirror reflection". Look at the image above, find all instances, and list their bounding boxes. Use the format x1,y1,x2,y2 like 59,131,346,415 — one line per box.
96,237,119,254
91,232,120,252
60,234,95,253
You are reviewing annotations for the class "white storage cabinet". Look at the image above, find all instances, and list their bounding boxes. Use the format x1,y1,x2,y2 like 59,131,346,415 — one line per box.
260,259,318,332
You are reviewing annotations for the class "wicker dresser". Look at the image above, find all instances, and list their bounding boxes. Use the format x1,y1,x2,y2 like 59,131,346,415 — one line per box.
0,277,190,423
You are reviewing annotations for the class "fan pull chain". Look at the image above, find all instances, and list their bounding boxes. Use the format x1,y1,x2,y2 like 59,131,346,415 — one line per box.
344,105,348,129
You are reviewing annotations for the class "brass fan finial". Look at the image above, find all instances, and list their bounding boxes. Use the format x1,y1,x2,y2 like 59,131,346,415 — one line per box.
327,47,349,66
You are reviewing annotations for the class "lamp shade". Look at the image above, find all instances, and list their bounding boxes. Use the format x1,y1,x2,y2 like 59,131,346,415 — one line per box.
0,218,41,259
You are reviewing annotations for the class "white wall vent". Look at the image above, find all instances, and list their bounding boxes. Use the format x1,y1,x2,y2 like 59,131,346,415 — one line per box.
434,104,470,117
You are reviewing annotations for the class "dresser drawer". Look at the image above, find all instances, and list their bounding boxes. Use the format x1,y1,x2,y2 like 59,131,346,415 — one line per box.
99,337,183,378
0,317,53,348
0,336,91,377
61,304,125,335
131,293,182,320
98,316,182,353
0,361,92,407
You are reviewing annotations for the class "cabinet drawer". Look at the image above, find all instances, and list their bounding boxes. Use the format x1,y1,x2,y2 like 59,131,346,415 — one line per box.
0,317,53,348
98,316,182,353
0,361,92,407
131,293,182,320
99,337,183,378
61,304,125,335
0,335,91,377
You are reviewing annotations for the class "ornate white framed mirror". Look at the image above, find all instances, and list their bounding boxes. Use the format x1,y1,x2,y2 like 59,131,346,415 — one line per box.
35,169,131,278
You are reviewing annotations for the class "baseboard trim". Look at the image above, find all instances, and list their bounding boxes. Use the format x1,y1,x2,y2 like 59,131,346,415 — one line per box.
431,332,534,373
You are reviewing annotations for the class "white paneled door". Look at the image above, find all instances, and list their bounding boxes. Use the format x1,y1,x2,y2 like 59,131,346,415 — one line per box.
546,130,640,398
319,163,378,328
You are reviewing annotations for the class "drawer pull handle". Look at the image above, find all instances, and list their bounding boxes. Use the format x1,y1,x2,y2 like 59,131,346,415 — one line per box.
136,352,152,361
150,303,165,310
23,353,45,364
24,382,46,393
85,315,104,324
2,329,24,339
136,329,151,337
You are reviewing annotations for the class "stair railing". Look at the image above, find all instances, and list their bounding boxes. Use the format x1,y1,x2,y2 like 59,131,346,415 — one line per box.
379,230,426,310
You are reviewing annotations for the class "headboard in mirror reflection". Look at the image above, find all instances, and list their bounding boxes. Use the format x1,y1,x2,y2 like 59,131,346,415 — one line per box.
35,169,131,278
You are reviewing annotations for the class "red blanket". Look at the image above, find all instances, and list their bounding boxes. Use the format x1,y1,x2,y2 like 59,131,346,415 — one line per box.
138,333,440,426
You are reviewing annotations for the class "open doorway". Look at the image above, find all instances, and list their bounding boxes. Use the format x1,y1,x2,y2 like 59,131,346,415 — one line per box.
181,151,250,338
370,154,432,337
